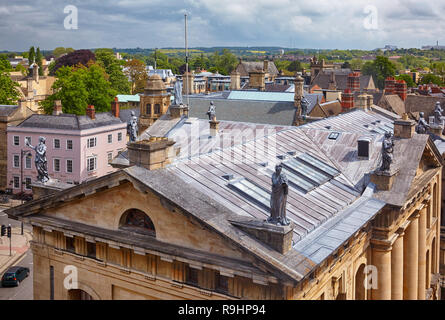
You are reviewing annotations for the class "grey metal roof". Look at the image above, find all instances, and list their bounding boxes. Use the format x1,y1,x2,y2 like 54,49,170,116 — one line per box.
18,112,124,130
293,183,385,264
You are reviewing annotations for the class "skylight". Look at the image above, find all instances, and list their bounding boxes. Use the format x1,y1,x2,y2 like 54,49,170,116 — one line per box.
229,178,270,209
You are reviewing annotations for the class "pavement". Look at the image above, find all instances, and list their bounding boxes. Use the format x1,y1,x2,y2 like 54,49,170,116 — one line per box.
0,205,33,288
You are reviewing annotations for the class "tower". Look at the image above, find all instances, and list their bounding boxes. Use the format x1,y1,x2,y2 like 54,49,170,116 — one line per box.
139,74,171,133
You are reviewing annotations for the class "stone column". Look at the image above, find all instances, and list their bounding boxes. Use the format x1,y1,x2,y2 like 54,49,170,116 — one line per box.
372,244,392,300
391,231,404,300
418,206,427,300
403,212,419,300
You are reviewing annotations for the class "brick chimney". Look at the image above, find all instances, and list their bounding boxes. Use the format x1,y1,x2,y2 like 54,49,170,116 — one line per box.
127,137,177,170
347,72,360,92
52,100,63,116
341,89,354,111
384,77,396,95
395,80,407,101
86,105,95,120
111,97,119,118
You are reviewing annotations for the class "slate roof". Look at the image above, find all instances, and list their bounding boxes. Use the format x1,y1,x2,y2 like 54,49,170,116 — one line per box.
18,112,124,130
405,95,445,118
311,72,374,91
186,93,322,126
0,105,19,117
378,94,406,116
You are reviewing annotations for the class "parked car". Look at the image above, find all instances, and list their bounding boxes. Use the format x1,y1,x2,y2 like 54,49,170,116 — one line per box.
1,266,29,287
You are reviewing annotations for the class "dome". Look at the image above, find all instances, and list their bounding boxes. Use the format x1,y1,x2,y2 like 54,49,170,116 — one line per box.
145,74,166,92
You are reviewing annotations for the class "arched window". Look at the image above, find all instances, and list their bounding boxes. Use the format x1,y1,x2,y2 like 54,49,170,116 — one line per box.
146,104,152,115
154,104,161,114
119,209,156,237
68,289,93,300
355,264,367,300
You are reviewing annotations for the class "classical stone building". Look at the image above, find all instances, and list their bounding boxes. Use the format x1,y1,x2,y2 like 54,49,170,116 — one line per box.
9,64,56,113
5,106,444,300
0,101,34,191
138,74,171,133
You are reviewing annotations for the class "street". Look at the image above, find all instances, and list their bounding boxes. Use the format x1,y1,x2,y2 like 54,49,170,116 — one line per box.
0,210,33,300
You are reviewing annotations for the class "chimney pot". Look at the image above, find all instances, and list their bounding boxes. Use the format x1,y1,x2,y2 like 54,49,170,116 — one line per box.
86,105,95,120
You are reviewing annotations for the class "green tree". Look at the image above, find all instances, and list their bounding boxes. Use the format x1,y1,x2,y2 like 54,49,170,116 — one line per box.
350,59,364,70
362,56,396,90
52,47,75,58
395,74,415,87
40,64,117,114
0,72,20,105
288,60,302,72
95,48,131,94
28,46,35,64
36,47,44,76
0,56,12,72
420,74,444,86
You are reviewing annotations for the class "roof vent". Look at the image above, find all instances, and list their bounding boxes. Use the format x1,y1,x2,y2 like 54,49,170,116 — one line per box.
222,174,234,181
328,132,340,140
277,155,288,160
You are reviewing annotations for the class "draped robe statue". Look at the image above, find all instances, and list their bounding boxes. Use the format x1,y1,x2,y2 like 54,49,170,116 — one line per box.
174,81,183,105
434,101,443,126
26,136,49,183
268,164,290,226
127,111,138,142
416,112,429,134
380,132,394,172
207,101,216,121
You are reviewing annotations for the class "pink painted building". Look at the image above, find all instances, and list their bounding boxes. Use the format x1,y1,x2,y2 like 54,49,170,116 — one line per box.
7,104,127,194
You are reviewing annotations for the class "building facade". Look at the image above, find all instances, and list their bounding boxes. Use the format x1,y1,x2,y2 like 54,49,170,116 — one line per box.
5,106,444,300
6,104,127,193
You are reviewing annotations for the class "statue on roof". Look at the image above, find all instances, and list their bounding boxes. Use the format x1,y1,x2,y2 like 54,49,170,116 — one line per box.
173,80,183,106
380,132,395,172
416,112,429,134
26,136,49,183
127,111,138,142
300,95,310,119
207,101,216,122
268,164,290,226
434,101,443,126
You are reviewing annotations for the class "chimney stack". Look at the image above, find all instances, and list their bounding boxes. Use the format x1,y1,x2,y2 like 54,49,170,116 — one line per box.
230,70,241,90
52,100,63,116
384,77,396,95
341,89,354,111
347,72,360,92
127,137,177,170
111,97,120,118
393,113,415,139
263,60,269,73
356,94,368,110
86,105,95,120
395,80,407,101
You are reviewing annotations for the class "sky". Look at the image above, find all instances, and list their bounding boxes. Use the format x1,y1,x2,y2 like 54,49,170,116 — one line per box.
1,0,445,51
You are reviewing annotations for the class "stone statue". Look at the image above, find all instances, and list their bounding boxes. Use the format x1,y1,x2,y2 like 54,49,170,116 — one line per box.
207,101,216,121
173,81,183,105
416,112,429,134
434,101,443,126
268,164,290,226
127,111,138,142
300,96,310,119
380,132,395,172
26,136,49,183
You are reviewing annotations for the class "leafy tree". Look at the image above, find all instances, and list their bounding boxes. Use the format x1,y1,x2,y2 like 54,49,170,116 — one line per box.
362,56,396,90
420,74,443,86
40,64,117,114
52,50,96,74
36,47,43,76
350,59,364,70
52,47,75,58
395,74,415,87
0,72,20,105
288,60,302,72
124,59,147,94
0,56,12,72
95,49,131,94
28,46,35,64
